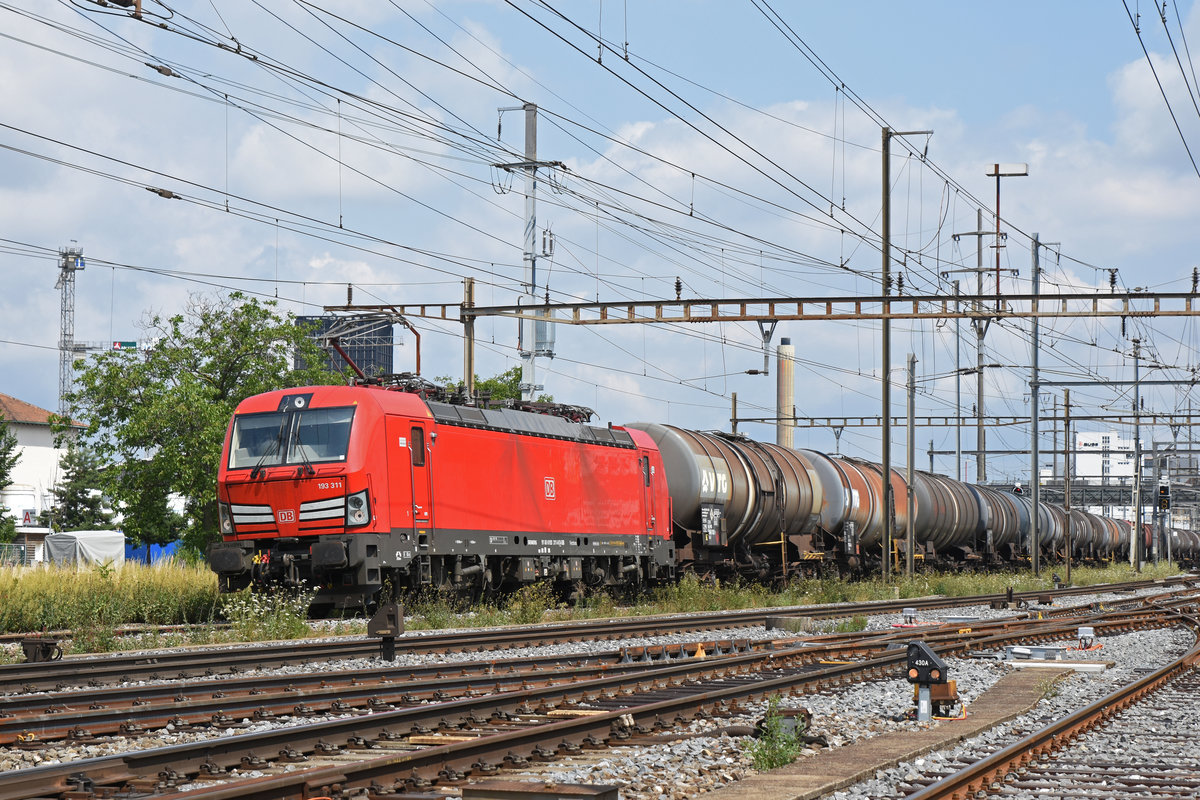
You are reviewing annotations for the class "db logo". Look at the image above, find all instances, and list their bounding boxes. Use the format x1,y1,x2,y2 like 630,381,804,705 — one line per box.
277,509,296,523
544,477,556,500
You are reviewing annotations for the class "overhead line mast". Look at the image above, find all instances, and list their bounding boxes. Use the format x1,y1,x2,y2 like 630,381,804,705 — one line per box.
495,103,564,401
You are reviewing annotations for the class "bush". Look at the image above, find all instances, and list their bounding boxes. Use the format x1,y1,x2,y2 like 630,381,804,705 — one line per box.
746,695,803,770
504,582,556,625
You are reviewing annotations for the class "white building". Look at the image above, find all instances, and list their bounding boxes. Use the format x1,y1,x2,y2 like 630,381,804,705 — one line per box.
1074,429,1137,483
1073,429,1139,520
0,392,78,524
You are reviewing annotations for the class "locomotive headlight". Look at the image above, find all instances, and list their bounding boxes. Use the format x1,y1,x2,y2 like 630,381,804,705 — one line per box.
346,490,370,527
218,502,234,535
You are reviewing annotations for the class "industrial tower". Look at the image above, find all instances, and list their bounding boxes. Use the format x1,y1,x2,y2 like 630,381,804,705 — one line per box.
55,244,84,417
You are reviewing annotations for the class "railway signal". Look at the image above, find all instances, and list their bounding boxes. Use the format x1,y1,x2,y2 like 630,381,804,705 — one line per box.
906,641,951,722
1158,483,1171,511
906,641,947,684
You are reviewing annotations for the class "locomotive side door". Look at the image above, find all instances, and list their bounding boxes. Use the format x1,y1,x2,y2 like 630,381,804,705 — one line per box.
641,453,656,534
384,416,413,527
407,422,433,530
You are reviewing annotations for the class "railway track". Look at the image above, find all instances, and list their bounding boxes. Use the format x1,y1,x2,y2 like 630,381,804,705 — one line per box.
1,578,1184,695
0,636,761,746
2,598,1185,748
902,611,1200,799
1,598,1192,800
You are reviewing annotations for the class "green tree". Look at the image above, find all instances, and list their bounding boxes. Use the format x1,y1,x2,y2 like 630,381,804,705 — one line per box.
441,366,553,403
0,416,18,543
40,441,114,532
64,292,345,552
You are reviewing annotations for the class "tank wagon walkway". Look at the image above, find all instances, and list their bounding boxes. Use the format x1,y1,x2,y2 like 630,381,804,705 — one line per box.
705,668,1068,800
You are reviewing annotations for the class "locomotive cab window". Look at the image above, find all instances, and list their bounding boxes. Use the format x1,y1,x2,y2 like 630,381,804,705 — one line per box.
289,407,354,463
228,406,355,470
410,427,425,467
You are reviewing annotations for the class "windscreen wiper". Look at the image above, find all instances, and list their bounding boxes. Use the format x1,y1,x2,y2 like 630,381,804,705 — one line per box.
250,416,288,479
290,427,316,477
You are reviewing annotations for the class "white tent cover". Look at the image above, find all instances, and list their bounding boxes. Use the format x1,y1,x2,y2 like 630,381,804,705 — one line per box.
44,530,126,567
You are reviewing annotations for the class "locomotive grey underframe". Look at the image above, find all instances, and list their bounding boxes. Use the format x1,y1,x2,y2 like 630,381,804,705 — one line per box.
212,527,675,591
424,528,675,580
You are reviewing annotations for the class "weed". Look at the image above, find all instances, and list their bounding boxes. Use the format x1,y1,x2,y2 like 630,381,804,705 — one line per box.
406,588,461,630
745,695,803,770
1036,676,1062,699
828,615,868,633
0,559,1186,650
0,562,219,636
653,573,773,613
574,589,620,619
219,587,314,640
504,582,556,625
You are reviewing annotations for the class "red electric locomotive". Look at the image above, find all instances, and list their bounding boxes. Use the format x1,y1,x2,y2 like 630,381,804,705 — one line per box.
208,381,675,608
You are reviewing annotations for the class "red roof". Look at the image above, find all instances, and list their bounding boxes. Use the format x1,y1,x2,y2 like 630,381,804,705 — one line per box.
0,393,60,426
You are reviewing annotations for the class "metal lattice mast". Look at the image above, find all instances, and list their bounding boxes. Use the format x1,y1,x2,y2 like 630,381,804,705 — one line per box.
495,103,559,401
54,245,84,416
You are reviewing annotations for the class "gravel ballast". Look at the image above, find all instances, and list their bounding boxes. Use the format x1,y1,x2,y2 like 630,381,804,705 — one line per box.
1,584,1193,800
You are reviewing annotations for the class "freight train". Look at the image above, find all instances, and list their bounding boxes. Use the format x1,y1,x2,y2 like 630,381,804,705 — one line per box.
207,376,1200,608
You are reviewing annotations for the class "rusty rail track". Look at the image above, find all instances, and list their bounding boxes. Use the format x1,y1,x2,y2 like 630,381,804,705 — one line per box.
1,594,1182,747
2,601,1193,800
2,578,1187,695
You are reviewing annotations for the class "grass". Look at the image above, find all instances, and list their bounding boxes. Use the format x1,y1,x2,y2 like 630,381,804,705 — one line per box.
0,559,1187,656
0,561,219,635
405,582,559,630
828,615,869,633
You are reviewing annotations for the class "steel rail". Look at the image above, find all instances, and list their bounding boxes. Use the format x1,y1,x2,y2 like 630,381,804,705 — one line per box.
0,604,1110,746
145,605,1200,800
2,590,1184,749
0,640,871,800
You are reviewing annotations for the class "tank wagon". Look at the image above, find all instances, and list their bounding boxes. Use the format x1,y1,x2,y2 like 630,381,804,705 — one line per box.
208,379,1198,607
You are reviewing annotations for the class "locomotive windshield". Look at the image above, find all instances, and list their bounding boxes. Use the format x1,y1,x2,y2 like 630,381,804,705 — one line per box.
228,406,355,470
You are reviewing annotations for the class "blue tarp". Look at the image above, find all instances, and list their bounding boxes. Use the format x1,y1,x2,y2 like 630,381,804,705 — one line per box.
124,541,183,564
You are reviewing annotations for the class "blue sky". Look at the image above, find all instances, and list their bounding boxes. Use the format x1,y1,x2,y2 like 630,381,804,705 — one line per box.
2,1,1199,482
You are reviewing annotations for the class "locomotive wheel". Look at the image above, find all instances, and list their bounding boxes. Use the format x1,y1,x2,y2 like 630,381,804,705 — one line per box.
555,579,585,606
